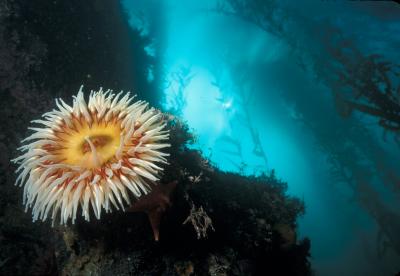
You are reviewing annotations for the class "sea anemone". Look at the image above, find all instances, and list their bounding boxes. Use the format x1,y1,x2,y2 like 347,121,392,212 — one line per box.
12,86,170,225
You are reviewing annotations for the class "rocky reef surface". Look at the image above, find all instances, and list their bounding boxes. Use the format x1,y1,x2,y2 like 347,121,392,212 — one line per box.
0,0,311,275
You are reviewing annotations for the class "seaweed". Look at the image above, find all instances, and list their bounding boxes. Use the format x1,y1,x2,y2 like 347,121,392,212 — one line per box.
219,0,400,260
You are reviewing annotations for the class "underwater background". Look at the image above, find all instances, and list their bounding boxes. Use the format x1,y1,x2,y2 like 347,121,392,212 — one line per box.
0,0,399,275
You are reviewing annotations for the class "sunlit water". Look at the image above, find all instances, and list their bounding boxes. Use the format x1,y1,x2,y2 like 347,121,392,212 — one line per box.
123,1,400,274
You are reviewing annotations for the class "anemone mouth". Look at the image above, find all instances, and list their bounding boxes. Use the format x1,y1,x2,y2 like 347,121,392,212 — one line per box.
13,85,170,225
55,118,123,169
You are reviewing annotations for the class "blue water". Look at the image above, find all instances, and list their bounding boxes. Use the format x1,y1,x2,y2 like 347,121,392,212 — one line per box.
123,1,400,274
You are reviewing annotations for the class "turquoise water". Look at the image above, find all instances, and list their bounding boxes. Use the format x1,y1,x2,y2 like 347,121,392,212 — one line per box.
123,1,400,275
